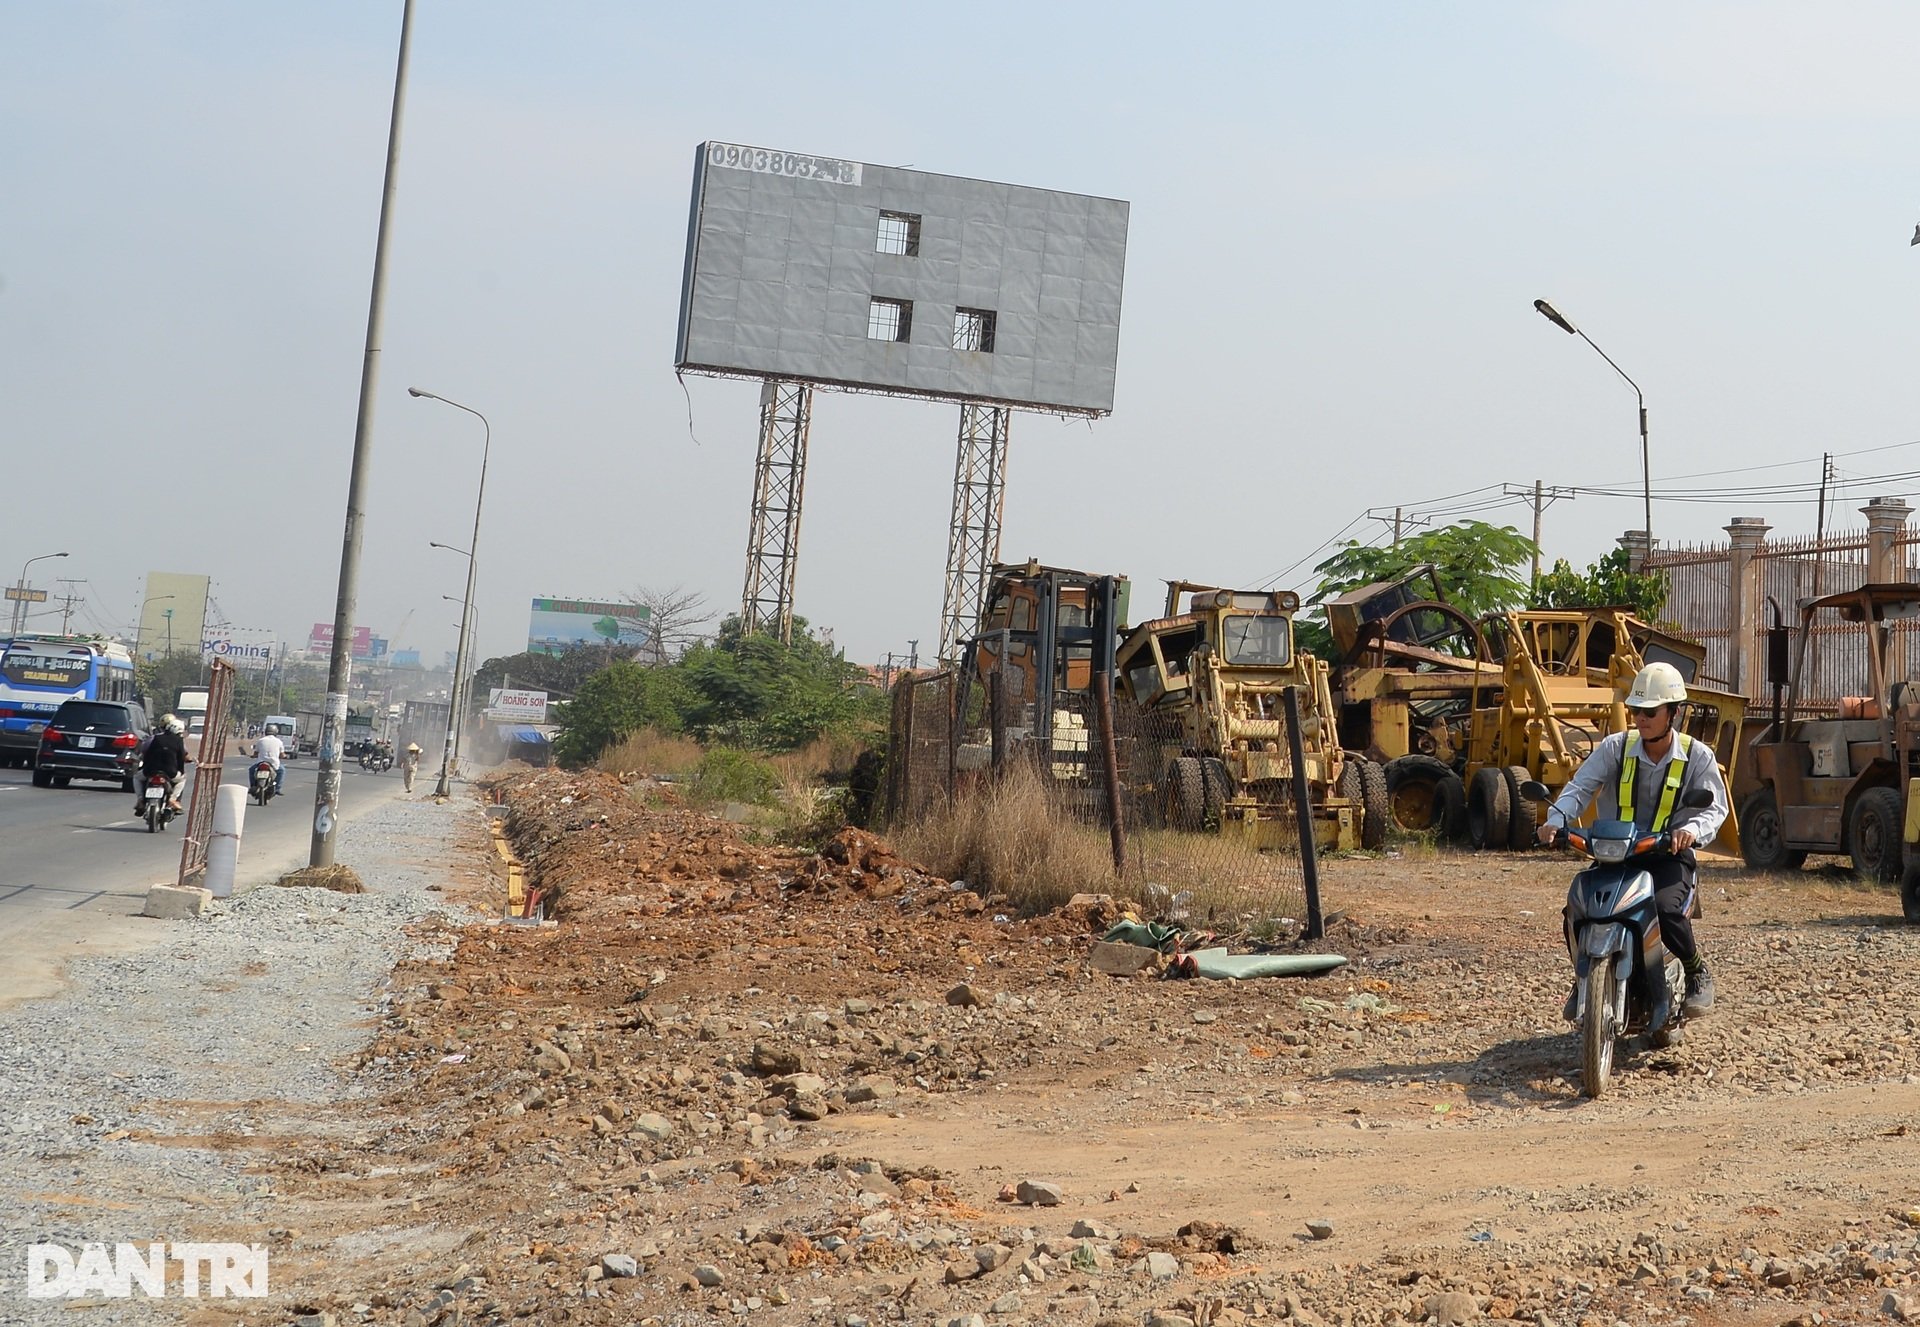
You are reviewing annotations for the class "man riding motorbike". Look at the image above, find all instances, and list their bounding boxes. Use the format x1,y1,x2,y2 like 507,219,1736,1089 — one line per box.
138,714,192,814
1536,661,1726,1019
252,726,286,795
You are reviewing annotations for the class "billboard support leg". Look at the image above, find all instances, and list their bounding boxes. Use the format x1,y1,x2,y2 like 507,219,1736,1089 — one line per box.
937,403,1011,664
741,379,812,646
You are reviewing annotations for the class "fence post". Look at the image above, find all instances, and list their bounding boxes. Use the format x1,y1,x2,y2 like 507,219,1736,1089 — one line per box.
884,678,912,827
1864,497,1913,583
1619,529,1653,574
1281,686,1325,941
1724,516,1771,694
1092,671,1125,878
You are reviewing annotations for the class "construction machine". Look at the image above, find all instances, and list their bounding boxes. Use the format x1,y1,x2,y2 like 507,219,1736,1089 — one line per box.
1319,567,1744,852
1743,583,1920,915
1115,581,1381,851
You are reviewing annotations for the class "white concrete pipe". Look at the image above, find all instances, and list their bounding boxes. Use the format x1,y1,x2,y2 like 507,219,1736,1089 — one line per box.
205,783,247,899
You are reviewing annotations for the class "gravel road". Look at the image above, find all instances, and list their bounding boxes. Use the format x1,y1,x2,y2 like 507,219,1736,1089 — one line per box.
0,789,484,1323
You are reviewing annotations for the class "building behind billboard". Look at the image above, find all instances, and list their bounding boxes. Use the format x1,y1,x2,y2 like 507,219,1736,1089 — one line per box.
527,598,650,657
675,142,1128,416
137,572,210,661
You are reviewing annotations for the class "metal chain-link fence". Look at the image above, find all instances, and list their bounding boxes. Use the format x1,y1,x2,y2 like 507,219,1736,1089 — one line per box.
883,658,1321,938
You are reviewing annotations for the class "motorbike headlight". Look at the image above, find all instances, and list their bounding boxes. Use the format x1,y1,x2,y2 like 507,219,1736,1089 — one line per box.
1591,837,1630,864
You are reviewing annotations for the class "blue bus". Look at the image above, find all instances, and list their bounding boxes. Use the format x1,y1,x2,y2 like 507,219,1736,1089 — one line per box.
0,637,138,767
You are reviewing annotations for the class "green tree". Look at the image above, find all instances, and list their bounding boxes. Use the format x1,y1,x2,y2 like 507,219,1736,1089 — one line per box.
135,655,209,715
1529,547,1669,622
550,661,691,766
1298,519,1539,659
676,616,885,750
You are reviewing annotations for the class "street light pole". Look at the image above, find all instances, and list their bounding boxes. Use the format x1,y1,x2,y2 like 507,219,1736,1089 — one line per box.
412,389,491,797
312,0,416,868
9,551,69,637
428,541,475,796
1533,299,1653,552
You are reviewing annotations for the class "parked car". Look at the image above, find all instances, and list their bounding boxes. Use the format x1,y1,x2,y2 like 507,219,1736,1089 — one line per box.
33,699,151,789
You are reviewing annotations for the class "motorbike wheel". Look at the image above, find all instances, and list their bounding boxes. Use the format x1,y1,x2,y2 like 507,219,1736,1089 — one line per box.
1740,789,1808,871
1581,959,1617,1099
1467,767,1510,850
145,804,158,833
1848,786,1905,884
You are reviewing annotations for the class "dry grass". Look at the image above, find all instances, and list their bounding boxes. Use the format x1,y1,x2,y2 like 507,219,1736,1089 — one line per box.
273,864,366,894
597,728,704,779
892,762,1121,914
894,762,1312,925
768,731,869,784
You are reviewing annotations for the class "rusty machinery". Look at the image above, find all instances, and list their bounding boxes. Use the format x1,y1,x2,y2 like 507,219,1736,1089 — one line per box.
1115,581,1380,852
1321,568,1745,853
1743,583,1920,917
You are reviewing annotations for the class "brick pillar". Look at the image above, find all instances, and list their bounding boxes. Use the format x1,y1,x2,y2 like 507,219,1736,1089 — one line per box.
1864,497,1913,584
1618,529,1652,574
1724,516,1770,696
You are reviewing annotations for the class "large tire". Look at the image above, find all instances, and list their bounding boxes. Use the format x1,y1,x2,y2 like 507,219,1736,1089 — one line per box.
1199,757,1232,826
1849,785,1905,884
31,769,52,788
1167,757,1207,831
1505,766,1536,850
1740,789,1807,871
1384,755,1453,832
146,804,158,833
1901,857,1920,924
1581,958,1617,1100
1467,767,1511,850
1358,759,1390,850
1434,773,1469,844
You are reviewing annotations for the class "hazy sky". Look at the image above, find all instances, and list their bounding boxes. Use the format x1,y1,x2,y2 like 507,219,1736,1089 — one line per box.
6,2,1920,666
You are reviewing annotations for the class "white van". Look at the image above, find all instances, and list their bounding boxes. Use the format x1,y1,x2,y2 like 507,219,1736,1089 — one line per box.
260,714,299,757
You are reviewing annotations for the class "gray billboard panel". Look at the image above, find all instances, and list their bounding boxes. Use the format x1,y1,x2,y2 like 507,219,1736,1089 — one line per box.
675,142,1128,416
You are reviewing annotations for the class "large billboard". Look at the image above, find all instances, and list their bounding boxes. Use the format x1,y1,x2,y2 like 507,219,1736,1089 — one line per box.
308,624,374,659
137,572,210,661
527,598,650,656
676,142,1128,416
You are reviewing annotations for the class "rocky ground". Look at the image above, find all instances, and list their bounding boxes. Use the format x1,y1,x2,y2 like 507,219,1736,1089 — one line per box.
221,767,1920,1327
11,766,1920,1327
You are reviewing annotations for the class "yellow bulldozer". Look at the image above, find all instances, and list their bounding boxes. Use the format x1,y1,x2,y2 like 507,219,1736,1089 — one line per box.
1115,581,1383,852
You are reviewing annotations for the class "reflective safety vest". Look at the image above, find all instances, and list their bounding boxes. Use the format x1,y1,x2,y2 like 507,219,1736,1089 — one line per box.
1618,731,1693,831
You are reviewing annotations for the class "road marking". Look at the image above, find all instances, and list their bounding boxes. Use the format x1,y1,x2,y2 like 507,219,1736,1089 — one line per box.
65,890,106,910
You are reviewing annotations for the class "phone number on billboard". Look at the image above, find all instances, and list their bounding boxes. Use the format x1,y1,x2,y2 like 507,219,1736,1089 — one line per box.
707,142,862,186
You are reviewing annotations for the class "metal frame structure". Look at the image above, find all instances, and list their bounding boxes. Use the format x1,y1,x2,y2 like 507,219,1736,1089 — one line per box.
937,404,1012,663
177,660,236,885
740,380,813,644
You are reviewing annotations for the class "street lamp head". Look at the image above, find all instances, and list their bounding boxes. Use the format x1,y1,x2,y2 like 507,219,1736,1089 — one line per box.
407,387,428,398
1910,224,1920,248
1533,299,1580,335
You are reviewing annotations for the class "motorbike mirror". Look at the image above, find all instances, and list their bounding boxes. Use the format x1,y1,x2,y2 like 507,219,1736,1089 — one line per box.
1681,787,1714,809
1518,779,1552,803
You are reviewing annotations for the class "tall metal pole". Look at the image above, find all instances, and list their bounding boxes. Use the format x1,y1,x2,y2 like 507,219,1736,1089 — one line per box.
311,0,415,867
1533,299,1653,551
412,391,490,797
10,552,68,637
1530,479,1544,584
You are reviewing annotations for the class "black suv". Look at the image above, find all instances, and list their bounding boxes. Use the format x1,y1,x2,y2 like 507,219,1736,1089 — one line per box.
34,700,151,789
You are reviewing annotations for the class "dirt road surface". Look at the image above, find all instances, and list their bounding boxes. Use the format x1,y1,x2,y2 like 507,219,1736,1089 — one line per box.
233,769,1920,1326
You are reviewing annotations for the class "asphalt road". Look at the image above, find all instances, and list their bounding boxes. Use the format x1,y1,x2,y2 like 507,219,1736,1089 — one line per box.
0,752,410,915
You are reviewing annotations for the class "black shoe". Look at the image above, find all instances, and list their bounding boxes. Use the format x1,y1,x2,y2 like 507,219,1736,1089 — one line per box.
1683,965,1715,1018
1562,981,1579,1022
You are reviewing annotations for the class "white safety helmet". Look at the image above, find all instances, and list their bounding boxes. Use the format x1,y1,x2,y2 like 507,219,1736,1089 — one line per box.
163,713,184,734
1625,661,1688,710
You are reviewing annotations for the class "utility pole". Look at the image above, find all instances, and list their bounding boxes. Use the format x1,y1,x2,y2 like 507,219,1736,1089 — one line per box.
907,639,919,670
312,0,415,867
54,581,84,635
1501,482,1577,585
1530,481,1543,583
1393,507,1404,547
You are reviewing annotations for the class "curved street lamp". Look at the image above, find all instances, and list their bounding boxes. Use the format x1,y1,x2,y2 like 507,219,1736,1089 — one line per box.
10,551,69,636
1534,299,1653,552
410,386,491,798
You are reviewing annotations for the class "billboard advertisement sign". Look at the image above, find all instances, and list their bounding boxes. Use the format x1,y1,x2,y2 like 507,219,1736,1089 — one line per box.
308,624,375,658
676,141,1129,416
527,598,650,656
487,688,549,723
137,572,210,661
201,637,276,663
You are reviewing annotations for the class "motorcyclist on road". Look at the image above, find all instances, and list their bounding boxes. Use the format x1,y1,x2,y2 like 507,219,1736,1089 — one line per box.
402,742,422,793
252,728,286,795
138,714,192,814
1536,661,1727,1019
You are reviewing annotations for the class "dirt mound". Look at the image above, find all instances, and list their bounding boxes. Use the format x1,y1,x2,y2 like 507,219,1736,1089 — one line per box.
273,864,365,893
